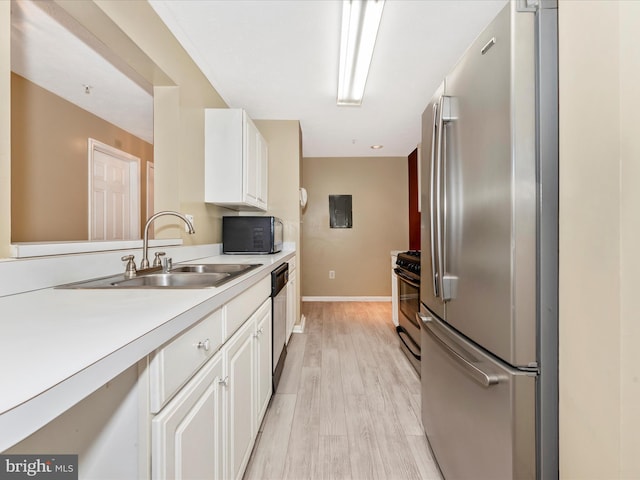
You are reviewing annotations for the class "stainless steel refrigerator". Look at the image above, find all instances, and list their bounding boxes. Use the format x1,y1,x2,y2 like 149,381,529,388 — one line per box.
418,1,558,479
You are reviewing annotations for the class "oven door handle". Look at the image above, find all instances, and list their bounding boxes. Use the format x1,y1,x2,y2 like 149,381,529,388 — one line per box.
396,326,421,361
394,268,420,289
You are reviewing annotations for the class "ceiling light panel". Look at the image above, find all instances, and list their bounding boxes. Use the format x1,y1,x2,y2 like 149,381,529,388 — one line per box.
337,0,385,106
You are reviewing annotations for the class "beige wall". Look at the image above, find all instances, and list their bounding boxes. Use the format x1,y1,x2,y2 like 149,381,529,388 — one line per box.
95,0,230,245
11,73,154,242
559,1,640,477
618,2,640,475
255,119,302,324
255,120,301,244
1,1,10,257
301,156,408,297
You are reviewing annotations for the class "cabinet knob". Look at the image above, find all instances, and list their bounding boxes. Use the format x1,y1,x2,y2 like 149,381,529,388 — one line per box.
219,376,229,387
254,327,264,338
196,339,210,351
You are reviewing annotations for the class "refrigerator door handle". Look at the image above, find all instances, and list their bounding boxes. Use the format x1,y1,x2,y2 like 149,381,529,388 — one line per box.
435,96,446,302
419,313,500,387
438,96,459,301
429,102,440,298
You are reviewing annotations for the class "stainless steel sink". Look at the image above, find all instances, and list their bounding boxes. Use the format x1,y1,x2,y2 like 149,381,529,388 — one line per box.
110,272,230,288
57,263,262,289
169,264,260,274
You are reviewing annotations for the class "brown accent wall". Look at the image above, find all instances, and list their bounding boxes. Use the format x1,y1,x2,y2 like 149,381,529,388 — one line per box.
408,148,420,250
301,156,408,297
11,73,153,242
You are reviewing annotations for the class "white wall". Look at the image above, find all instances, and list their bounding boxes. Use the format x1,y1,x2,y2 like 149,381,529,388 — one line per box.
559,1,640,477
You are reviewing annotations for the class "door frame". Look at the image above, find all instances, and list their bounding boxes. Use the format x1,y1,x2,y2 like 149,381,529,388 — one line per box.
146,161,155,238
87,138,141,240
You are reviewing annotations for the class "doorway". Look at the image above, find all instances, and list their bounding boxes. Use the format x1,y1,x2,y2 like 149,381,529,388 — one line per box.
88,138,141,241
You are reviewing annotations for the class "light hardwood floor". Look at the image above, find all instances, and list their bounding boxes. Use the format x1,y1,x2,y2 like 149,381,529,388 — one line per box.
244,302,442,480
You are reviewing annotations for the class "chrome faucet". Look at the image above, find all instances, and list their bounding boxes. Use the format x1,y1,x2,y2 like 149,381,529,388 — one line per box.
140,211,195,270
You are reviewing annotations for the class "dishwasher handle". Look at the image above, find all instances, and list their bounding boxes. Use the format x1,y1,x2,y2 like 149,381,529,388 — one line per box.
271,263,289,297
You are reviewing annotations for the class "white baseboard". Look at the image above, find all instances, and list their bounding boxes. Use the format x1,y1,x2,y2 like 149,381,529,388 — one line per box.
292,314,306,333
302,296,391,302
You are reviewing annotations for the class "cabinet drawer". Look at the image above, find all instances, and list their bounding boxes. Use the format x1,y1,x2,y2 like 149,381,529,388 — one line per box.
225,276,270,338
150,308,224,413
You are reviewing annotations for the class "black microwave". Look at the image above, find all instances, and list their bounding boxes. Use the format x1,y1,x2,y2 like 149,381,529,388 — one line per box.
222,216,284,254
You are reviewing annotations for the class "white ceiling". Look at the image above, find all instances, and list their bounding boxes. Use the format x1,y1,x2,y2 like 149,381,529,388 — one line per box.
150,0,508,158
11,0,508,158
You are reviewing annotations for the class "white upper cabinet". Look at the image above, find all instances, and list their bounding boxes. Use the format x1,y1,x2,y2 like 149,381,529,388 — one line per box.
205,108,268,211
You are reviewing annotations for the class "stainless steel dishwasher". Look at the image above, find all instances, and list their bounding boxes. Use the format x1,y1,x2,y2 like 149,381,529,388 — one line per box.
271,263,288,391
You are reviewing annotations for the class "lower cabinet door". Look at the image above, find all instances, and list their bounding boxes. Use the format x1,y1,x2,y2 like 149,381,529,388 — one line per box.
225,319,255,480
255,300,272,427
151,353,224,480
285,269,296,343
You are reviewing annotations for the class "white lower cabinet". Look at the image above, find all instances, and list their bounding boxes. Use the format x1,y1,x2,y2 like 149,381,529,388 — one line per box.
285,263,297,344
225,318,255,480
226,299,272,480
254,303,272,427
151,353,225,480
150,279,272,480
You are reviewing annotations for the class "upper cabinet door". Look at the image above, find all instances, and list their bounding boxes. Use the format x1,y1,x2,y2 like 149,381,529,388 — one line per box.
257,132,268,210
204,108,268,211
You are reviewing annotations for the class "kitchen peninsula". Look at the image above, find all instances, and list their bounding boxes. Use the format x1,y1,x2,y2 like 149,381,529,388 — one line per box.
0,244,294,478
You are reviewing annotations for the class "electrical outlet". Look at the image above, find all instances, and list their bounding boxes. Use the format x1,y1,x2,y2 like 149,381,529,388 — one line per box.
185,214,194,232
329,270,335,279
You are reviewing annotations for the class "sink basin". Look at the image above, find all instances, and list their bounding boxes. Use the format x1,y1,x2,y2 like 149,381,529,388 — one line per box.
57,263,262,289
110,272,230,288
169,263,261,274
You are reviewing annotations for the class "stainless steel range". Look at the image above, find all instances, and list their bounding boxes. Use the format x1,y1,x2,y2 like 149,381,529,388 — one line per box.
394,250,421,374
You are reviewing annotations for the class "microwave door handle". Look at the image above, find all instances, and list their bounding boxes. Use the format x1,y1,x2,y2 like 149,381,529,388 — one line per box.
429,102,440,298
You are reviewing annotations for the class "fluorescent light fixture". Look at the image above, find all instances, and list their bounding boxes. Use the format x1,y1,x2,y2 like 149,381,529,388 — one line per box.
337,0,385,106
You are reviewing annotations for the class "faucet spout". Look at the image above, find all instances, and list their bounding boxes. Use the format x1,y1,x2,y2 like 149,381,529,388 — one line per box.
141,211,195,269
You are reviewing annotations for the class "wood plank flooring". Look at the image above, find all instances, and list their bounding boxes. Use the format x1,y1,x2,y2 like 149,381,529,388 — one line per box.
244,302,442,480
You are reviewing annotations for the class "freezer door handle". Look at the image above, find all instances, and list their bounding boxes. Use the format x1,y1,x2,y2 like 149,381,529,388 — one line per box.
418,313,500,387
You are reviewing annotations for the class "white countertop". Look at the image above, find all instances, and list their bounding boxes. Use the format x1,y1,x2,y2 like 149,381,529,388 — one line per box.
0,249,294,451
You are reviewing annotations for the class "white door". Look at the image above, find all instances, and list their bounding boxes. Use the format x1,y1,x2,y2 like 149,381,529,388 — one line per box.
89,139,140,240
